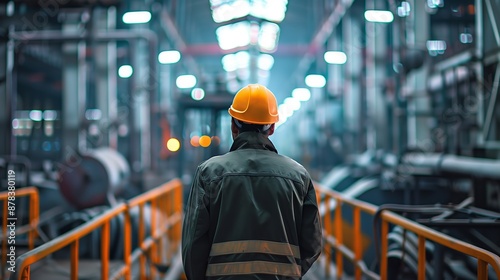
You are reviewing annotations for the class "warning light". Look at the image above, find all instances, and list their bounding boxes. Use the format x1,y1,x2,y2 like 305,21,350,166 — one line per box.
199,135,212,147
166,138,180,152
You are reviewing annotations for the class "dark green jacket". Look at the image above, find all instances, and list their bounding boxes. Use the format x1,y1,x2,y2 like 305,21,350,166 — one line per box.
182,132,322,279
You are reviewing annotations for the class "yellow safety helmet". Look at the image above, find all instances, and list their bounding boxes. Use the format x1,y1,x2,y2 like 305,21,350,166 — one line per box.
228,84,279,124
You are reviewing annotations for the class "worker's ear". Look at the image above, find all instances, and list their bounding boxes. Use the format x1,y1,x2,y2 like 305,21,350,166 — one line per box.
267,124,275,136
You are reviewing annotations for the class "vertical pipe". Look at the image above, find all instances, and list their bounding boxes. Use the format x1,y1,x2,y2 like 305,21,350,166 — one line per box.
475,0,485,145
6,27,16,156
70,240,79,280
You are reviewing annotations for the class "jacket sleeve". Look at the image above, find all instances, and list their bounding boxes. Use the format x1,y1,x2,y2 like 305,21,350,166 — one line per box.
182,167,211,280
299,179,322,275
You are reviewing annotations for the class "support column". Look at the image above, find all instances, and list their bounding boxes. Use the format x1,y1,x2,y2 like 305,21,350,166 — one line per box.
407,0,431,147
94,7,117,148
62,24,86,153
343,15,363,154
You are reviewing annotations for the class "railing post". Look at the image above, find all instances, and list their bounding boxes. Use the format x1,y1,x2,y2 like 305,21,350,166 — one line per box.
335,197,343,279
380,218,389,280
418,236,426,280
478,259,488,280
138,204,146,280
101,221,110,279
70,240,79,280
124,207,132,280
151,199,158,279
353,206,362,280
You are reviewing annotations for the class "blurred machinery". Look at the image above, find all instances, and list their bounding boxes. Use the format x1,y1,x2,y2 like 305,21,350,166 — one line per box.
58,147,130,209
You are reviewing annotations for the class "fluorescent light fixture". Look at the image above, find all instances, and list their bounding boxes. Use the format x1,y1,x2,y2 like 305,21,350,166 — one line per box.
176,75,197,89
258,54,274,70
118,65,133,78
426,40,447,56
427,0,444,9
122,11,151,24
305,74,326,88
85,109,102,121
29,110,42,121
324,51,347,64
158,50,181,64
398,2,411,17
222,54,238,72
292,88,311,101
235,51,250,68
364,10,394,23
210,0,288,23
426,40,447,51
278,104,293,118
284,97,301,111
460,33,473,44
258,22,280,53
216,22,251,50
43,110,57,120
191,88,205,101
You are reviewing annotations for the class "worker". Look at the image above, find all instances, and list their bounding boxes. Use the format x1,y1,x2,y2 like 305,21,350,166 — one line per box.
182,84,322,279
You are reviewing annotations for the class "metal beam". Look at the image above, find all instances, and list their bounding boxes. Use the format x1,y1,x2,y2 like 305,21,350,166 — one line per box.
291,0,355,84
159,8,201,78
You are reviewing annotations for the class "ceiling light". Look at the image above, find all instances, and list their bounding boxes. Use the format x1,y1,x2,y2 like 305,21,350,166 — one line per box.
284,97,301,111
191,88,205,100
122,11,151,24
176,75,197,89
364,10,394,23
118,65,133,78
258,54,274,71
305,74,326,88
158,50,181,64
258,22,280,53
216,22,251,50
292,88,311,101
222,54,237,72
324,51,347,64
210,0,288,23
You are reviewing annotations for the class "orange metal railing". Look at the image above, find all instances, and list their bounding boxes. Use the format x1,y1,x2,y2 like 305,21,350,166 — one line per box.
1,187,40,279
11,178,183,280
315,184,500,280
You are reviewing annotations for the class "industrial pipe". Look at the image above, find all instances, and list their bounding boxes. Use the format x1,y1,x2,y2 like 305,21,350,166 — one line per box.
401,153,500,179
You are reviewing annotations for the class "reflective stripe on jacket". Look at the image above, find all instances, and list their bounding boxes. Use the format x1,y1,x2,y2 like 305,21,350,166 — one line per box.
182,132,322,280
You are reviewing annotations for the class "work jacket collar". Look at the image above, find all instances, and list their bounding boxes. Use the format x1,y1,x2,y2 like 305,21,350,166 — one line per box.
230,131,278,154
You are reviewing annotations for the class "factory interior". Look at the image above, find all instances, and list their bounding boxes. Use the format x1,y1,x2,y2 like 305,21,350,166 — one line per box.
1,0,500,279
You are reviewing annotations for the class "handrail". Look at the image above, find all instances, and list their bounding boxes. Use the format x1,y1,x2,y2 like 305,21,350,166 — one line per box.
11,178,183,280
1,187,40,279
315,183,500,280
379,210,500,280
315,183,379,280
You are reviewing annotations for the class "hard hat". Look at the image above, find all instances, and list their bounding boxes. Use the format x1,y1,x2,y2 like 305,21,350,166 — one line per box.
228,84,279,124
